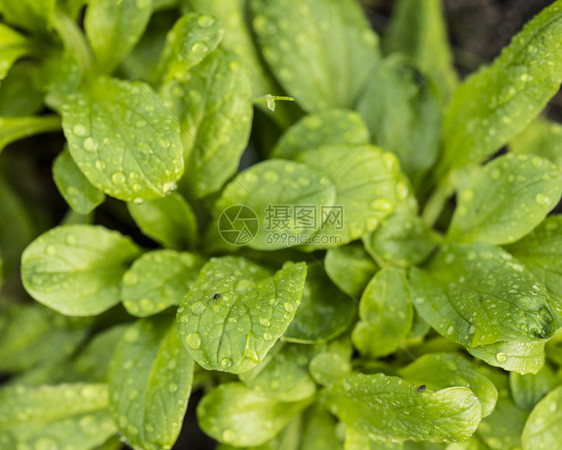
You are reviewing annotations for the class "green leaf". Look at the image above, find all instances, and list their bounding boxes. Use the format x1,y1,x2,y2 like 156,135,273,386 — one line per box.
325,242,378,298
505,215,562,302
0,383,116,449
160,49,252,198
127,193,197,251
440,0,562,173
363,206,437,268
0,63,43,116
509,363,558,411
249,0,379,112
177,257,307,373
398,353,498,417
284,262,355,344
153,13,224,84
0,23,32,81
271,110,369,160
522,385,562,449
197,382,310,447
61,76,184,202
35,49,83,106
447,154,562,245
108,316,194,450
300,405,342,450
212,159,336,250
0,115,61,154
309,351,352,387
510,118,562,171
293,145,406,246
410,243,558,347
356,56,441,189
384,0,457,101
238,342,317,401
84,0,152,73
0,303,87,373
21,224,141,316
0,0,55,32
53,147,106,215
352,268,413,358
344,426,402,449
321,373,481,443
467,341,546,375
122,249,204,317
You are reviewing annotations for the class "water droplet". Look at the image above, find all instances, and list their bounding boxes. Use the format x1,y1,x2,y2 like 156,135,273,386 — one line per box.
73,124,87,136
468,325,476,334
135,119,147,128
128,389,139,400
186,333,201,349
123,272,138,286
112,172,126,184
191,42,209,55
264,170,279,182
124,327,140,343
263,332,272,341
460,189,474,202
162,181,176,193
65,234,77,245
259,317,270,327
222,429,235,442
168,384,178,393
536,193,550,206
198,15,215,28
45,245,57,255
95,160,106,170
283,302,294,312
495,352,508,363
220,358,233,370
371,199,393,212
83,137,97,152
446,325,455,335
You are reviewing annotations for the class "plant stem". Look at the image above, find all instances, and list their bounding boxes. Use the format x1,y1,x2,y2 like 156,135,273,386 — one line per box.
52,7,93,72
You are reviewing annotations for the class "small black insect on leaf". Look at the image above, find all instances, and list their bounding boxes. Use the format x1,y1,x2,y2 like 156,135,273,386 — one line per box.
213,293,221,300
416,385,426,393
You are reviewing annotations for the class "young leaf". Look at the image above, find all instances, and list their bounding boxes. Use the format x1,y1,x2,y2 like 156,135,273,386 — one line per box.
197,382,310,447
127,193,197,251
521,385,562,449
410,243,558,347
352,268,413,358
84,0,152,73
212,159,336,250
356,56,442,189
177,257,307,373
238,343,318,402
398,353,498,417
53,147,106,215
108,316,194,450
320,373,481,443
0,24,34,82
325,242,378,298
161,49,252,198
0,115,61,154
271,110,369,160
511,118,562,171
284,262,356,344
0,0,54,32
61,76,183,202
363,205,437,268
440,0,562,173
509,363,557,411
505,215,562,302
153,13,224,84
0,383,116,449
21,225,141,316
384,0,457,101
447,154,562,245
122,249,204,317
467,341,546,375
293,145,405,246
249,0,379,112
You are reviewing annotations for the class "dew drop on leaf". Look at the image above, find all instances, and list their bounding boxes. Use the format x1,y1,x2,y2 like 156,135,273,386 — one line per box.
186,333,202,349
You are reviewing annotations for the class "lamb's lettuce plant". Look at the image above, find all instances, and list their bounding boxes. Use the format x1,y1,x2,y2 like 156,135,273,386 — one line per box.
1,0,562,448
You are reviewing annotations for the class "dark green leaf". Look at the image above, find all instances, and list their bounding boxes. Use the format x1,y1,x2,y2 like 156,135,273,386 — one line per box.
61,76,184,202
0,115,61,154
122,249,204,317
509,363,558,410
108,316,194,450
0,63,43,116
21,225,141,316
0,1,54,32
410,243,558,347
